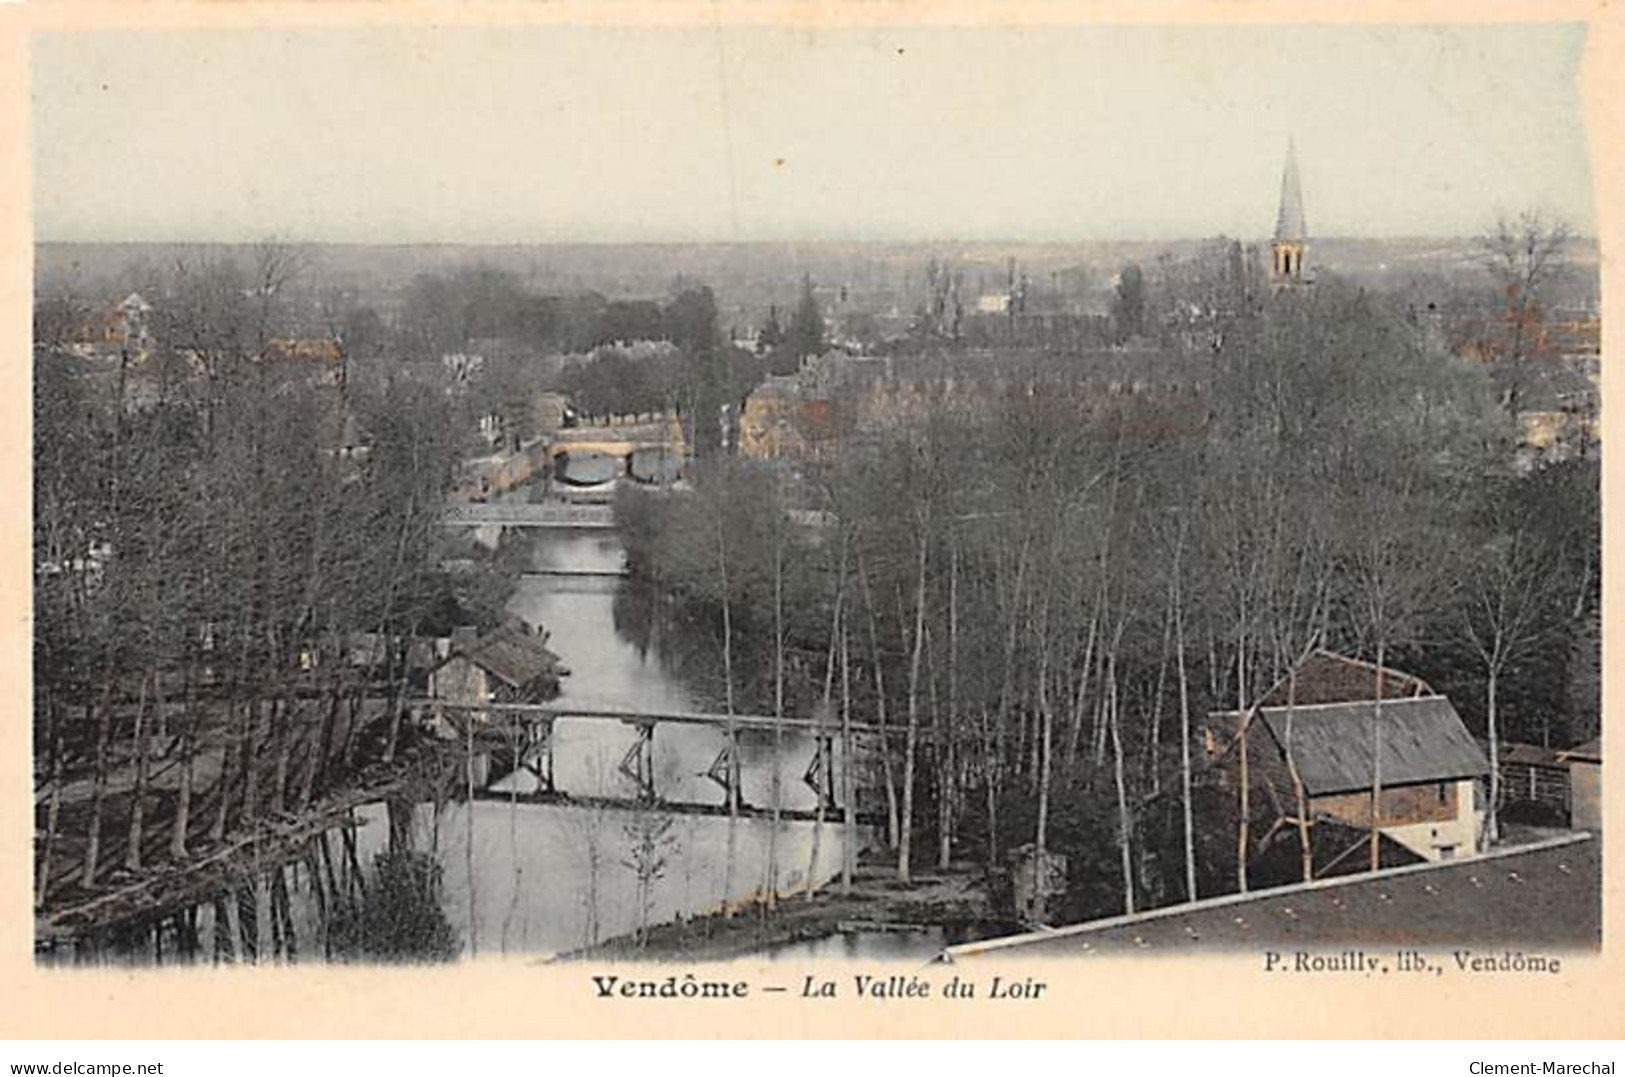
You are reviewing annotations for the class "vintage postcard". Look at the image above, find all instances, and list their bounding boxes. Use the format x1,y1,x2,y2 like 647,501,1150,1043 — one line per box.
2,0,1621,1040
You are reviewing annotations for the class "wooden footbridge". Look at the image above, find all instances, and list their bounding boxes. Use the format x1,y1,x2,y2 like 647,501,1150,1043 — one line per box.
414,700,918,823
442,502,616,529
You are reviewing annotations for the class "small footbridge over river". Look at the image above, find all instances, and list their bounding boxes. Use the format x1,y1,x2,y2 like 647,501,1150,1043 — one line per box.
413,700,922,825
442,501,616,530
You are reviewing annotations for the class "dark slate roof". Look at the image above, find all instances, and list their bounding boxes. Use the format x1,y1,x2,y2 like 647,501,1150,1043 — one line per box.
1558,738,1601,764
944,835,1599,958
1260,696,1488,795
1498,742,1566,769
452,626,557,689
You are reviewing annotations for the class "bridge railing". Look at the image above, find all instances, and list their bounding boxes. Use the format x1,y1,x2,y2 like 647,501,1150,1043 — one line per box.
408,698,925,739
441,502,616,528
413,697,893,820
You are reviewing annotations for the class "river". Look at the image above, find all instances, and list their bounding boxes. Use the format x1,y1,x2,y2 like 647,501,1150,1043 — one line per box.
347,527,868,958
74,526,874,965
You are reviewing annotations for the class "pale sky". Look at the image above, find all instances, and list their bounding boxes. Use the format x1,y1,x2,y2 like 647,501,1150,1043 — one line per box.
32,23,1595,243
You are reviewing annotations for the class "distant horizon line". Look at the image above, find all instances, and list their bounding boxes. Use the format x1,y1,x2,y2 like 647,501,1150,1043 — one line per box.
34,232,1598,249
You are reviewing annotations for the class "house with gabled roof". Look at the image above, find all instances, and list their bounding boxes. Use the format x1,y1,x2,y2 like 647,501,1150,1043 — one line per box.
1207,651,1490,868
429,624,563,716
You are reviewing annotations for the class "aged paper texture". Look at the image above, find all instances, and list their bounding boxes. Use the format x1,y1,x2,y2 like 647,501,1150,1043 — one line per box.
2,0,1621,1039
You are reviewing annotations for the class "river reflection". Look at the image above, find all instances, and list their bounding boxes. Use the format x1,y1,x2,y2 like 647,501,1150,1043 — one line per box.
380,527,868,957
59,528,873,966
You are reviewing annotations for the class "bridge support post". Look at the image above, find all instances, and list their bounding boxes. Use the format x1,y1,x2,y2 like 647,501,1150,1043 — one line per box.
803,734,838,813
520,718,556,795
618,721,656,802
730,724,742,814
705,725,747,811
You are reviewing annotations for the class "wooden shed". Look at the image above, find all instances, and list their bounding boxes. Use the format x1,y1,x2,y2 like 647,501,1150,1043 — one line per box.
1494,742,1571,820
1207,652,1489,870
429,624,563,713
1558,739,1602,832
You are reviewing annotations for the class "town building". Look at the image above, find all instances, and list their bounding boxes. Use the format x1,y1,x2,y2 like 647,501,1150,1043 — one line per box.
62,292,153,349
1516,396,1598,470
428,624,563,714
736,374,835,462
451,439,551,502
264,337,346,386
735,351,1206,465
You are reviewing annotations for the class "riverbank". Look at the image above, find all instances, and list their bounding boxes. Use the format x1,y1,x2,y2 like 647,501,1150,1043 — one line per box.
565,856,1004,962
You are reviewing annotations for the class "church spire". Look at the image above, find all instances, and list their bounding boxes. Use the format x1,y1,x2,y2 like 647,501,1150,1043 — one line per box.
1274,136,1307,242
1270,137,1308,288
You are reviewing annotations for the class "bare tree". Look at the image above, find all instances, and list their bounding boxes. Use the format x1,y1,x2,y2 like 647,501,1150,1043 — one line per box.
1479,211,1571,412
620,809,678,949
1455,526,1558,845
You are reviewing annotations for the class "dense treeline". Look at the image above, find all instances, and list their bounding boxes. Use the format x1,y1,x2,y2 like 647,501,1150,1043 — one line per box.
42,254,771,452
617,274,1599,921
30,251,780,921
395,266,735,360
33,219,1597,935
32,249,496,909
392,272,767,453
553,288,765,447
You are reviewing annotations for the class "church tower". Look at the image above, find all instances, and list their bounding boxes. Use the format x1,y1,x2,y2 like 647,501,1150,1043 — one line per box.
1270,138,1308,289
